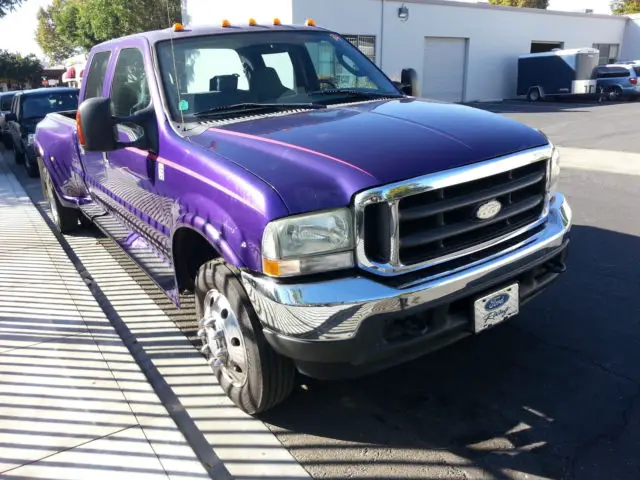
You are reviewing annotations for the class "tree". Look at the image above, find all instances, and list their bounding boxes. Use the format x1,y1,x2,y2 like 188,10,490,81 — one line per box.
0,0,22,18
611,0,640,14
35,0,181,61
489,0,549,8
0,50,43,87
35,0,78,64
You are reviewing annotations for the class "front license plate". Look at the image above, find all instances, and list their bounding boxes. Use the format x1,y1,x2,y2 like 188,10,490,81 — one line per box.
473,284,519,333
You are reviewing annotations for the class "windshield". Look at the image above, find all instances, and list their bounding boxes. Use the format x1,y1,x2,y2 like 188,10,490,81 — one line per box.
156,30,399,121
22,91,78,120
0,94,15,111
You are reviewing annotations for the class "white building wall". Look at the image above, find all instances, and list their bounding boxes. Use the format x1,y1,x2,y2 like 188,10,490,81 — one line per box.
182,0,293,26
621,14,640,61
294,0,627,101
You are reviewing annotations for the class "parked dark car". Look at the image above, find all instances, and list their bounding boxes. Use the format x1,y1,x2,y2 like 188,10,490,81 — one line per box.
594,64,640,101
0,91,20,149
5,87,79,176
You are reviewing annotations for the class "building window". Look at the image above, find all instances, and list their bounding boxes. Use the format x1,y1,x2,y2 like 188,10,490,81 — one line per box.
342,35,377,63
593,44,620,65
530,41,564,54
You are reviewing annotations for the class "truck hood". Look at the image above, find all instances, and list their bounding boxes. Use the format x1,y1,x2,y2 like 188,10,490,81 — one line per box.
190,98,548,214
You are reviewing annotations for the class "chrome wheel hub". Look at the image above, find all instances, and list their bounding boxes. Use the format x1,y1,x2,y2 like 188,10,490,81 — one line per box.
199,289,247,387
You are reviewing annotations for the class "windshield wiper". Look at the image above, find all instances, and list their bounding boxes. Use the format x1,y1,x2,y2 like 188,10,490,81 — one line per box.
193,102,326,117
309,89,404,99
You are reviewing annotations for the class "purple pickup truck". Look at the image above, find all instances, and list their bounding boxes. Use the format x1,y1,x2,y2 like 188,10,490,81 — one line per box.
34,22,572,414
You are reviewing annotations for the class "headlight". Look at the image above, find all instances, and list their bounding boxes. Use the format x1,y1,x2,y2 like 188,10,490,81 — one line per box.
262,208,354,277
27,134,35,145
549,146,561,192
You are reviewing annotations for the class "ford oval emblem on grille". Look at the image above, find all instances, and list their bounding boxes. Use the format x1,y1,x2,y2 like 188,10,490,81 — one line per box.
485,293,510,311
475,199,502,220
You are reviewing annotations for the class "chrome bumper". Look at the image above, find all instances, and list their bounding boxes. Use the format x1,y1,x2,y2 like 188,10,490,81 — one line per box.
241,193,572,341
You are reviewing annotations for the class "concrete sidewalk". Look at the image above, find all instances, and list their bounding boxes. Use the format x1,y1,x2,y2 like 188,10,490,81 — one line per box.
0,156,209,478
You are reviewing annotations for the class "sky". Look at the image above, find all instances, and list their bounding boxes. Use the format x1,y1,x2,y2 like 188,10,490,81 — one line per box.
0,0,617,59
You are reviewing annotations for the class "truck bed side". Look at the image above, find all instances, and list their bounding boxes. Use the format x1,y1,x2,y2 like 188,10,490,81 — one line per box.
35,111,89,205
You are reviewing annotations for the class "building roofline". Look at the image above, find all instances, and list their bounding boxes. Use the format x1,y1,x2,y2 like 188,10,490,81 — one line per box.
396,0,627,21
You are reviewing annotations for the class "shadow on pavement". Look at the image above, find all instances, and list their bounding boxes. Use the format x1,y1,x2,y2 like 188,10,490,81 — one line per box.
468,98,633,114
261,224,640,480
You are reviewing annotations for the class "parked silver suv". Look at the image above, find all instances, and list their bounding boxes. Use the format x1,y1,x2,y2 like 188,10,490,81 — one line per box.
594,64,640,101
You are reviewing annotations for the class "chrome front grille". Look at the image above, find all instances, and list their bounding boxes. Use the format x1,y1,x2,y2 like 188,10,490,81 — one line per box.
354,146,552,276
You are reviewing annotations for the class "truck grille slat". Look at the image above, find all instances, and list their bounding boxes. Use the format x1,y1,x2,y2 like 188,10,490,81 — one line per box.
400,195,543,249
399,170,545,222
357,150,551,275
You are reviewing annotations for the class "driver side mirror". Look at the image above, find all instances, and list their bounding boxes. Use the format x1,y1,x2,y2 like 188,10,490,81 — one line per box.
393,81,414,96
77,97,154,152
399,68,418,97
77,97,118,152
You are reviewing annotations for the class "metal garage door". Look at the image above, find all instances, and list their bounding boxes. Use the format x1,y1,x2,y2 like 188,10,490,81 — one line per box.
422,37,467,102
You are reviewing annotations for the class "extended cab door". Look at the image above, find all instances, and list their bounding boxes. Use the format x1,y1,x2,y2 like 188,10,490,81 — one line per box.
78,49,113,203
100,43,172,256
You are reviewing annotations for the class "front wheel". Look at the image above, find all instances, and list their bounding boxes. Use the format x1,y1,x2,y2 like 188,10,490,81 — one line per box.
195,260,295,414
25,153,39,178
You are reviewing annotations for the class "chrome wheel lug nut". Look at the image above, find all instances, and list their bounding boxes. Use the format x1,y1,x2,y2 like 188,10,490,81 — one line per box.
202,316,215,327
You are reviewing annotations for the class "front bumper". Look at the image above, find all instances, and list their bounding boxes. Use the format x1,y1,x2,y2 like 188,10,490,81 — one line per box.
242,193,572,378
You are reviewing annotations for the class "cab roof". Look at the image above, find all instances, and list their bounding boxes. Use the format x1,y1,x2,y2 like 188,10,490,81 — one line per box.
95,24,328,49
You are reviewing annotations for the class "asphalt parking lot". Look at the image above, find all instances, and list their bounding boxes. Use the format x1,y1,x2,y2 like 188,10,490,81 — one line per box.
5,99,640,480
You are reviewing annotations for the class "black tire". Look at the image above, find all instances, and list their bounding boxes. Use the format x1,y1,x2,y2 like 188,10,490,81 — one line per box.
195,260,295,414
527,88,542,103
14,149,25,164
608,87,623,102
25,153,39,178
41,160,79,234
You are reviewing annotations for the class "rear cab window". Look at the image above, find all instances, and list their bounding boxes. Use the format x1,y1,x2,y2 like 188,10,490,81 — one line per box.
21,91,79,120
83,50,112,100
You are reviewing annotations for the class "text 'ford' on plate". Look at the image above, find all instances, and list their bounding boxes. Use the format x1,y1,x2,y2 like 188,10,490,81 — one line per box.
475,199,502,220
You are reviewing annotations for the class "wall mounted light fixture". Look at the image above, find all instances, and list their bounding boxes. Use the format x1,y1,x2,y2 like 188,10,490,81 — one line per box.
398,4,409,21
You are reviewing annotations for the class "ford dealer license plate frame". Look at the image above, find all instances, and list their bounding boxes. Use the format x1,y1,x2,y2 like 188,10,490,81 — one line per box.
473,284,519,333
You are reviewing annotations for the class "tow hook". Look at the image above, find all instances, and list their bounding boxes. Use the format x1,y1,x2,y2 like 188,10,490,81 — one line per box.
548,259,567,274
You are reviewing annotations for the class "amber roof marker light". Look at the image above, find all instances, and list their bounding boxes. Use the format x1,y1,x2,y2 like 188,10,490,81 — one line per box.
249,18,257,26
222,19,231,27
305,18,316,27
172,23,185,32
273,18,281,25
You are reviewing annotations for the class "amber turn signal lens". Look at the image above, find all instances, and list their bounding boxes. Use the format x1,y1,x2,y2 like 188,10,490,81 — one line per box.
76,111,85,146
